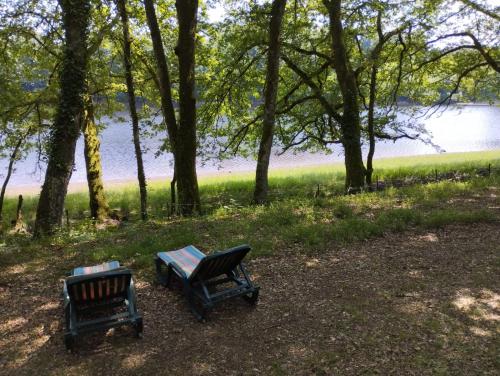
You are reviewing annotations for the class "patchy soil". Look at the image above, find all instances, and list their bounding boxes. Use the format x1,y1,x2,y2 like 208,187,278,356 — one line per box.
0,220,499,375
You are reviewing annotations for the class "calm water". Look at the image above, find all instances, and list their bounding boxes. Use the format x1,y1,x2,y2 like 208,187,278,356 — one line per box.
2,105,499,189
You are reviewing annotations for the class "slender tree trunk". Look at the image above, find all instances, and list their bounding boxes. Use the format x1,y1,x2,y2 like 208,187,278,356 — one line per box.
34,0,90,236
170,172,176,215
0,131,29,226
253,0,287,205
366,65,377,186
174,0,200,214
325,0,366,192
144,0,201,215
82,94,109,221
117,0,148,220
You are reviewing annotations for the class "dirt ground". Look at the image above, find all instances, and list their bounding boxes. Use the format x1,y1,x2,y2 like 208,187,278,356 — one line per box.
0,220,499,375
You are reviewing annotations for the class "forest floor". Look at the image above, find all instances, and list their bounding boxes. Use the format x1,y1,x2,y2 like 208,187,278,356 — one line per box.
0,191,499,375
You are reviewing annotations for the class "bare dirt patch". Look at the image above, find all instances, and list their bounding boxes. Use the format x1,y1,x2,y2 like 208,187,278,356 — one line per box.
0,221,499,375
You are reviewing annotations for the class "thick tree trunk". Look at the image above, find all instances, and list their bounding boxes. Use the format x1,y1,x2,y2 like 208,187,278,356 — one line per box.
366,65,377,186
117,0,148,220
82,94,109,221
34,0,90,236
144,0,201,215
253,0,287,205
325,0,366,192
174,0,201,214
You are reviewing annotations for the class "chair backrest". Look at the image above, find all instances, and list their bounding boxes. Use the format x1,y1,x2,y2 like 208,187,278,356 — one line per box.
66,268,132,305
191,244,251,282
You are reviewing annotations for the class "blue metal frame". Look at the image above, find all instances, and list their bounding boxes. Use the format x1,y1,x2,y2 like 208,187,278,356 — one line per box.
63,268,143,350
155,244,260,321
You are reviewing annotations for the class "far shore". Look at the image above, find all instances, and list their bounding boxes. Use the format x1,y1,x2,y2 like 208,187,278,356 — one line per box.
5,149,500,198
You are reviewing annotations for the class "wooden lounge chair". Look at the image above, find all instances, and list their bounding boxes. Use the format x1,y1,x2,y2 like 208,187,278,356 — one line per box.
63,261,143,350
155,244,260,321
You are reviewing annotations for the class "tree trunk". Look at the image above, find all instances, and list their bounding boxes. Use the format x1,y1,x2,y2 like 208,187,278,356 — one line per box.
325,0,366,192
144,0,178,148
174,0,201,214
117,0,148,220
366,65,377,186
0,130,30,226
253,0,287,205
144,0,201,215
82,94,109,221
12,194,28,233
34,0,90,236
170,172,176,215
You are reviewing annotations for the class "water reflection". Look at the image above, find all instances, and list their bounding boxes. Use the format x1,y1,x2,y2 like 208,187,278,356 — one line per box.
2,105,499,189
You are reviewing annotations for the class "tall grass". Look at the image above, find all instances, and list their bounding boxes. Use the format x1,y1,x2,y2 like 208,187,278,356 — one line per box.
1,150,499,228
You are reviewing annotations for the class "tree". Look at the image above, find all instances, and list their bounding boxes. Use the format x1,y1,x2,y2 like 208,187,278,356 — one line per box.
117,0,148,220
144,0,201,215
253,0,287,204
82,92,109,221
34,0,91,235
0,2,60,228
322,0,366,192
0,126,33,230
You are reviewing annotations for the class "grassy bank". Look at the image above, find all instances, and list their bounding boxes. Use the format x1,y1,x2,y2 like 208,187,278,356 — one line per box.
0,151,498,281
2,150,500,227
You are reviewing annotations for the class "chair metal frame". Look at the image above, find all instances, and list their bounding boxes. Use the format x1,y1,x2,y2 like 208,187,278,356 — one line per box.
156,244,260,321
63,267,143,350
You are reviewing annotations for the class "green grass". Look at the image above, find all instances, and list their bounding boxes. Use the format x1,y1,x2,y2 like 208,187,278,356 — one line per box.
2,150,499,226
0,150,499,278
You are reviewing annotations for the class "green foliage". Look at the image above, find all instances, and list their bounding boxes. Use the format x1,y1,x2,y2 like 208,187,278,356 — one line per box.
0,0,499,227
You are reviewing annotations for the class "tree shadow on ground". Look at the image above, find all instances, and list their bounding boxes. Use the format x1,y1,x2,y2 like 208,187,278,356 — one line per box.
0,222,498,375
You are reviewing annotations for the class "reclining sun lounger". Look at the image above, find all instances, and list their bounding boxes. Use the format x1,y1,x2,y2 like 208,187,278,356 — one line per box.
63,261,143,350
155,244,260,321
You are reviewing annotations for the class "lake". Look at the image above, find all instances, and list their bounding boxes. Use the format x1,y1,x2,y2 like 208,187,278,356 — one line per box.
2,105,499,190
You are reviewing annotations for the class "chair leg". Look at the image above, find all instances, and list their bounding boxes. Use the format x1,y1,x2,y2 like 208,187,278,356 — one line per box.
242,288,260,305
133,317,143,338
64,333,76,351
155,257,167,287
64,301,78,351
186,291,208,322
156,258,175,288
165,265,174,288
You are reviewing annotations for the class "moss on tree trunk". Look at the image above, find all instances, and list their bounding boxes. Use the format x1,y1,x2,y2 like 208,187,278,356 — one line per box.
83,94,109,221
34,0,91,236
